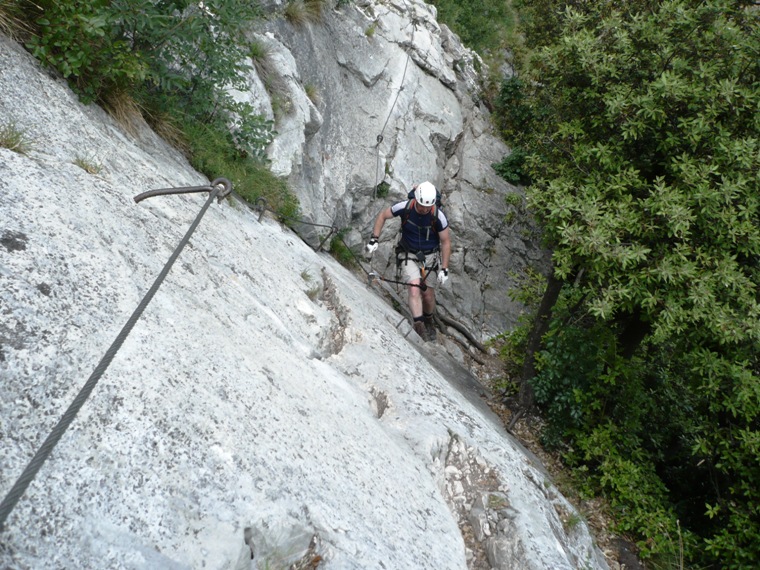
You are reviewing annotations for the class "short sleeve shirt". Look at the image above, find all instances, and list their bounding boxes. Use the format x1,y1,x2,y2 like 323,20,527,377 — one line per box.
391,200,448,252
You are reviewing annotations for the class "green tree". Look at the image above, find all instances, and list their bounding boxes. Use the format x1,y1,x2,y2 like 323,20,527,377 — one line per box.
25,0,273,159
497,0,759,565
427,0,516,57
19,0,298,214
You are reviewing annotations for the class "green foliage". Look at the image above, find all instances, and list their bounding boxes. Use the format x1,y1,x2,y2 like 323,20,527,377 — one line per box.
492,324,528,396
427,0,523,106
19,0,294,216
23,0,273,160
427,0,516,57
500,1,760,565
329,229,358,269
532,320,618,447
26,0,145,104
571,423,692,558
180,119,298,220
493,148,530,185
686,346,760,568
375,181,390,198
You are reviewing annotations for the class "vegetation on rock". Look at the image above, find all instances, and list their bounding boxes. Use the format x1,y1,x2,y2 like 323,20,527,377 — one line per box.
4,0,298,217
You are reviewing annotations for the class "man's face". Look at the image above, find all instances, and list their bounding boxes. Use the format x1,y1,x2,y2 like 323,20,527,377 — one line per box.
414,202,432,215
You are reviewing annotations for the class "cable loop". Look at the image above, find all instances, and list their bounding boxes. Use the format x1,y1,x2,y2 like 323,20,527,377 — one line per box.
133,177,232,205
255,197,268,222
211,177,232,201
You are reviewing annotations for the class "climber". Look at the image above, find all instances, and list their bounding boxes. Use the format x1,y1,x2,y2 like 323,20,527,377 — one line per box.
366,181,451,341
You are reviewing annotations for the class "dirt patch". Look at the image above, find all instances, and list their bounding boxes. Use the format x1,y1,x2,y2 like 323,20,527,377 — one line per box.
460,348,646,570
318,269,350,356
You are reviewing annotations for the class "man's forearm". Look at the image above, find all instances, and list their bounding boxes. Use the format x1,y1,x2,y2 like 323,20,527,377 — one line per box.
372,208,391,238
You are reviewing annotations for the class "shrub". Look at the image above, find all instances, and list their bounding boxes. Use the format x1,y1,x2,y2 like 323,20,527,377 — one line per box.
375,181,390,198
26,0,148,104
23,1,272,159
493,148,530,186
571,423,691,559
426,0,519,62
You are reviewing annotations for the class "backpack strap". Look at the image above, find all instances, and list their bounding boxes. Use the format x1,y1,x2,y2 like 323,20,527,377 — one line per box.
400,199,438,236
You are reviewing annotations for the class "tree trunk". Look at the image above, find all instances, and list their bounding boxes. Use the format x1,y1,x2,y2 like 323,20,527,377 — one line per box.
617,309,651,360
518,270,563,411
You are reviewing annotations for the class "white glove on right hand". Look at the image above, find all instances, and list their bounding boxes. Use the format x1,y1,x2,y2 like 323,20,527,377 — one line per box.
366,236,379,254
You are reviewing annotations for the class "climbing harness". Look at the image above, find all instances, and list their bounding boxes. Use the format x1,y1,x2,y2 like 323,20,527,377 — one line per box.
0,178,231,531
394,242,439,281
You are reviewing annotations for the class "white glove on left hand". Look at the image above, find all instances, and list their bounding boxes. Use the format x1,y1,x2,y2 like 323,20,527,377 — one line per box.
365,236,379,255
437,268,449,286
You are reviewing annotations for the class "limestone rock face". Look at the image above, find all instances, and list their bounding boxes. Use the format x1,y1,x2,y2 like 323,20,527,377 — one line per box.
242,0,549,337
0,34,607,570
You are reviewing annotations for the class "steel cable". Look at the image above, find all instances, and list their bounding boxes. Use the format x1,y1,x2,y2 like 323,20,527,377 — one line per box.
0,182,227,531
373,14,416,199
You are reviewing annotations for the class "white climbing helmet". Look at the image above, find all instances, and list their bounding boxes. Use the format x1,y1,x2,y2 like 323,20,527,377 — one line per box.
414,181,437,207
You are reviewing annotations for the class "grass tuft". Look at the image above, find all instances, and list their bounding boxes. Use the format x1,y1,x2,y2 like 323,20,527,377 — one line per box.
181,119,299,220
304,83,321,106
284,0,326,26
329,229,358,269
73,155,102,175
250,39,275,79
102,89,145,136
142,107,190,155
0,0,32,40
0,121,33,154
